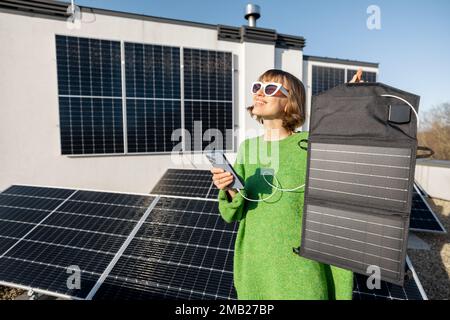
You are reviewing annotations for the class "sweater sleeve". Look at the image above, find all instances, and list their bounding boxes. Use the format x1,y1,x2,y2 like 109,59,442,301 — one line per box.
217,142,247,223
325,265,354,300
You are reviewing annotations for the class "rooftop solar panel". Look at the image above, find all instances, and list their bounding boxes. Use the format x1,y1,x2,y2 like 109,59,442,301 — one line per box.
352,256,427,300
150,168,219,199
409,184,446,233
94,196,237,300
0,180,427,300
0,185,158,299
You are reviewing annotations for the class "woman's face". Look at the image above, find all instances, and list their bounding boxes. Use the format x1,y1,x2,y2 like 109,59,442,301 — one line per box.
251,79,290,119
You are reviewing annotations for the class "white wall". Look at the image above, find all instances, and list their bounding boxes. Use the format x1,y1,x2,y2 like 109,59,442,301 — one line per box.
0,10,302,193
415,161,450,201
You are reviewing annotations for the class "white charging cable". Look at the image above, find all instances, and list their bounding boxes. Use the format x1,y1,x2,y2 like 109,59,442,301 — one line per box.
236,186,277,202
380,94,420,129
262,174,304,192
233,171,304,202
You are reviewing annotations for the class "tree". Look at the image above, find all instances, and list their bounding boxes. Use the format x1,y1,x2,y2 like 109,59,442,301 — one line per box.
417,102,450,160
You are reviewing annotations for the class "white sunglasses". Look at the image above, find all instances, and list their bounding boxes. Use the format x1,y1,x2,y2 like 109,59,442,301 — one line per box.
251,81,289,97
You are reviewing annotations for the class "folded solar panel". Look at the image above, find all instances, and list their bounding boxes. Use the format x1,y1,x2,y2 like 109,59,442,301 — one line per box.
299,82,420,286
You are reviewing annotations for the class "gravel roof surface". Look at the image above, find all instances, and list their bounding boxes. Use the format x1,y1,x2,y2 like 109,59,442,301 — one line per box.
408,197,450,300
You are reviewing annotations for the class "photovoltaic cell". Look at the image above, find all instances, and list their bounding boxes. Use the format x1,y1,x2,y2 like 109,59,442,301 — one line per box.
183,48,233,151
151,168,219,199
55,35,124,155
124,43,182,153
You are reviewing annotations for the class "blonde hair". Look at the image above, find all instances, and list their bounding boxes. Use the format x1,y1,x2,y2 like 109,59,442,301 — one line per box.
247,69,306,132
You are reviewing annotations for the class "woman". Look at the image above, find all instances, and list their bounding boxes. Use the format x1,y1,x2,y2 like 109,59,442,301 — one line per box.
210,68,361,300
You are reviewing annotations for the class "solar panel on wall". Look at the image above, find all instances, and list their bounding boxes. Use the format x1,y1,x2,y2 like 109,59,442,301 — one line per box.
124,42,182,153
183,48,234,152
299,82,421,286
55,36,234,155
55,35,124,155
311,65,345,96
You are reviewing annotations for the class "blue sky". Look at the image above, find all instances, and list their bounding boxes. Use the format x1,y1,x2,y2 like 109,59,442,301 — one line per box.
74,0,450,116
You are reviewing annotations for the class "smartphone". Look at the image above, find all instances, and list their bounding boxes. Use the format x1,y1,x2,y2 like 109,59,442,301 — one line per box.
206,151,245,190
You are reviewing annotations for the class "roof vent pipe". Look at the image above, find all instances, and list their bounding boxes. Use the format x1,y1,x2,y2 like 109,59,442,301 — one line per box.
244,4,260,27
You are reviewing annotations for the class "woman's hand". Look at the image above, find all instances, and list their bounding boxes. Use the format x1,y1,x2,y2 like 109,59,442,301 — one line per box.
210,168,238,200
349,68,364,83
210,167,234,190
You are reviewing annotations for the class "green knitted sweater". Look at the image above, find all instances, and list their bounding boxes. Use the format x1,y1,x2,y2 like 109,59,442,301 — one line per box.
218,131,353,300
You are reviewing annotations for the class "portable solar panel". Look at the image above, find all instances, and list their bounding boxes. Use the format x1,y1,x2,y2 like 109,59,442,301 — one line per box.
299,82,421,286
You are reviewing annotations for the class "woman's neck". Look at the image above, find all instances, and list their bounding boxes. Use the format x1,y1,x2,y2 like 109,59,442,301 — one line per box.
262,121,293,141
